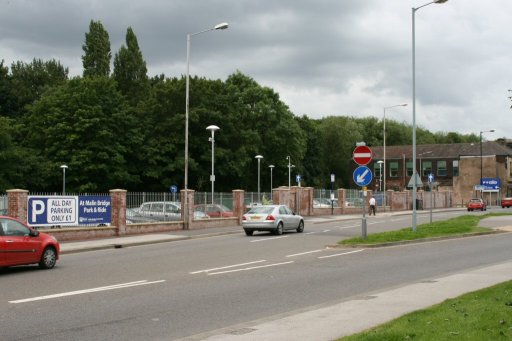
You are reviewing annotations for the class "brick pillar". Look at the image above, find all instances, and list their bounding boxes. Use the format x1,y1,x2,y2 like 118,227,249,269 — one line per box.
110,189,127,236
6,189,29,222
232,190,244,224
338,189,346,214
181,189,195,230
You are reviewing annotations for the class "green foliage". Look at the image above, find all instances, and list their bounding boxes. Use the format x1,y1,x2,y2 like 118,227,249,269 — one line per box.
82,20,112,77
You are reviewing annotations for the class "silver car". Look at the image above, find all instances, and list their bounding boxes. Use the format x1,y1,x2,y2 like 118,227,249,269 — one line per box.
242,205,304,236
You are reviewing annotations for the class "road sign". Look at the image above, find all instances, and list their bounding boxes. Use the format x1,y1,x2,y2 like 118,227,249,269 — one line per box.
353,166,373,187
170,185,178,193
353,146,373,165
428,173,434,183
296,174,301,183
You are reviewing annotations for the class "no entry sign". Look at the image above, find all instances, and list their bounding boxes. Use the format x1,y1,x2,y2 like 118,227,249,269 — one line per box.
353,145,373,165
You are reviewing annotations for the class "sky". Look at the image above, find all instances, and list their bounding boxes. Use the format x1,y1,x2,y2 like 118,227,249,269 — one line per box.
2,0,512,140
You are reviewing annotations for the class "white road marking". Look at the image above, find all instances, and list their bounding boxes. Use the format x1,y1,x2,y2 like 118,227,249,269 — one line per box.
250,236,289,242
9,280,166,304
286,250,323,258
323,229,331,232
190,260,267,274
208,261,294,276
318,249,365,259
304,232,317,235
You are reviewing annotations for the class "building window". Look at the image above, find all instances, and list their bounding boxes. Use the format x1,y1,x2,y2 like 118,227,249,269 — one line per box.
390,161,399,177
422,161,432,176
437,161,447,176
453,160,459,176
373,162,382,178
406,161,413,176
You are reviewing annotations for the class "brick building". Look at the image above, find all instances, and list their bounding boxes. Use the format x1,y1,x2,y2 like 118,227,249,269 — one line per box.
370,141,512,205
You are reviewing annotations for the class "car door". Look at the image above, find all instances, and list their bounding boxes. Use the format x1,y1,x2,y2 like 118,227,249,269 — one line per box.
283,206,299,229
278,206,292,230
1,219,41,266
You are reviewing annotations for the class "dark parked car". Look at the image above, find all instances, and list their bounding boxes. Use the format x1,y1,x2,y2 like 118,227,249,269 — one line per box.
0,216,60,269
467,198,486,211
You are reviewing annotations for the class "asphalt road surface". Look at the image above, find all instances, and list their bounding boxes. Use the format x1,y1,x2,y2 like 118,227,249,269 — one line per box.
1,209,511,340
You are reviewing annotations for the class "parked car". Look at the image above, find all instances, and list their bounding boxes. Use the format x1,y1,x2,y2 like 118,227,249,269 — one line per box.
501,197,512,208
193,210,210,220
467,198,487,211
194,204,233,218
242,205,304,236
0,216,60,269
313,198,331,208
128,201,181,223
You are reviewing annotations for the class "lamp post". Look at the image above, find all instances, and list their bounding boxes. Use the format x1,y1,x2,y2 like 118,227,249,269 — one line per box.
480,129,495,195
286,156,295,188
60,165,68,195
269,165,275,201
184,22,228,228
206,125,220,205
412,0,447,232
383,103,407,211
255,155,263,202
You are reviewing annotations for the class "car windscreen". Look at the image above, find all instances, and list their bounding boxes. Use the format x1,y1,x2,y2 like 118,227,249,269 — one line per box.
247,207,274,214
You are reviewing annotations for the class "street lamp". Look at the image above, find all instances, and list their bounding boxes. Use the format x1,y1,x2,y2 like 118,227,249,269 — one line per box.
377,160,384,193
206,125,220,205
480,129,495,188
286,156,295,188
383,103,407,211
60,165,68,195
184,22,228,228
269,165,275,201
255,155,263,202
412,0,447,232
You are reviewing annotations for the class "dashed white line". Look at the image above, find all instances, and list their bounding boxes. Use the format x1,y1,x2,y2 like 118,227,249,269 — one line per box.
286,250,323,258
318,249,365,259
190,260,267,274
208,261,294,275
250,236,289,242
9,280,166,304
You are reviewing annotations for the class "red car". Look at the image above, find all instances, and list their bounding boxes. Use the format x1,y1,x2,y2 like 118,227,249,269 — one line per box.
466,198,487,212
501,197,512,208
0,216,60,269
194,204,233,218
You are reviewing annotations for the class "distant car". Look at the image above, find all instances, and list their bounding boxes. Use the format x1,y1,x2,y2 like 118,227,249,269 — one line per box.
242,205,304,236
128,201,181,223
0,216,60,269
194,204,233,218
501,197,512,208
193,210,210,220
467,198,486,211
313,198,331,208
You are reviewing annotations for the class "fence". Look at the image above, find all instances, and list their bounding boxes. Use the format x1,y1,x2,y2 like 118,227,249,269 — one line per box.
0,194,7,214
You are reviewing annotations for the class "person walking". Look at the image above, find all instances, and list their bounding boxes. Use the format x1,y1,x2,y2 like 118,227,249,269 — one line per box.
369,196,376,216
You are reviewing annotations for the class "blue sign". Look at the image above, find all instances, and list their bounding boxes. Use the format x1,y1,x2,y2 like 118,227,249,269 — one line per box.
428,173,434,183
28,195,111,226
353,166,373,187
170,185,178,193
480,178,500,190
296,174,301,183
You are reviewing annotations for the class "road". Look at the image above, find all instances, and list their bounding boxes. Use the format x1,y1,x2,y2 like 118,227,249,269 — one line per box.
1,209,511,340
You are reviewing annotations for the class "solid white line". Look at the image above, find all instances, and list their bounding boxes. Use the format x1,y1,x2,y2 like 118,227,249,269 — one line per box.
208,261,294,275
9,280,166,304
286,250,323,258
189,260,267,274
318,249,364,259
250,236,289,242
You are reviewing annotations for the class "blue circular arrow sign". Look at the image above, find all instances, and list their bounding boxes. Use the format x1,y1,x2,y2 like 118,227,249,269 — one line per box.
353,166,373,187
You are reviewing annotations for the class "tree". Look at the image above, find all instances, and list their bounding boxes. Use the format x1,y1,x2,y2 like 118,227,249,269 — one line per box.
112,27,149,104
82,20,112,77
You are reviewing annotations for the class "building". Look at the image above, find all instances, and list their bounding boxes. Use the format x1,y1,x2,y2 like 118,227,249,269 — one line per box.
370,142,512,205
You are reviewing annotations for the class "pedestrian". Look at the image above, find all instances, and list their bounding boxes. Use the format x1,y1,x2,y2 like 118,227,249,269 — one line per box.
369,196,376,216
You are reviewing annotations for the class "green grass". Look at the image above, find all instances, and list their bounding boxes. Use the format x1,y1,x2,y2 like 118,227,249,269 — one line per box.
339,213,511,246
338,280,512,340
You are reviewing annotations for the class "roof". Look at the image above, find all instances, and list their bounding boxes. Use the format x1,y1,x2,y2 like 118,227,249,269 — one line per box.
371,141,512,160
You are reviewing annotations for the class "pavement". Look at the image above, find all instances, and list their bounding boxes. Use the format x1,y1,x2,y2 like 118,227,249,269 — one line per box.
58,208,512,340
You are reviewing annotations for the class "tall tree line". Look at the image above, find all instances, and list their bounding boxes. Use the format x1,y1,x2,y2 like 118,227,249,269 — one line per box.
0,21,480,193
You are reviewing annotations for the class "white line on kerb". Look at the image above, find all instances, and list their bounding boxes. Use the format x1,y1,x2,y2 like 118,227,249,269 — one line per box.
286,250,323,258
9,280,166,304
190,260,267,274
208,261,294,276
318,249,365,259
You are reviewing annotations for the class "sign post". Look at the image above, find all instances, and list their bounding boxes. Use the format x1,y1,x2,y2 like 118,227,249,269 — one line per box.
353,145,373,238
330,173,335,215
428,173,434,224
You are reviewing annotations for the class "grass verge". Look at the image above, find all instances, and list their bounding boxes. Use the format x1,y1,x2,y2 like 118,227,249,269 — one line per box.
338,280,512,340
339,213,510,246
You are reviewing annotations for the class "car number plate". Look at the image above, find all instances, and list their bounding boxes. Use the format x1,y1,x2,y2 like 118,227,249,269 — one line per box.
250,216,262,220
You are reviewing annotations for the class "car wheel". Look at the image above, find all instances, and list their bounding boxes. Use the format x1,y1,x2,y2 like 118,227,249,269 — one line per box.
275,222,283,235
296,220,304,233
244,229,253,236
39,247,57,269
